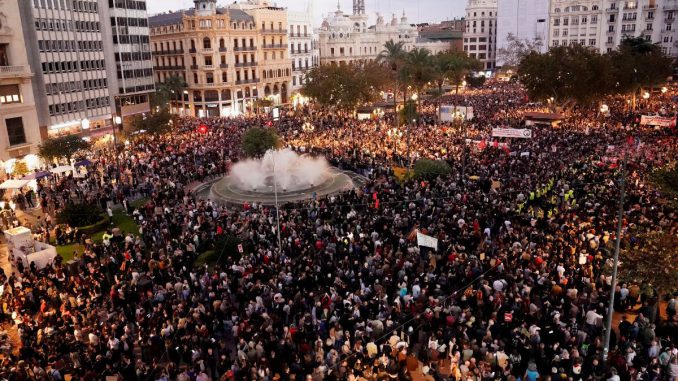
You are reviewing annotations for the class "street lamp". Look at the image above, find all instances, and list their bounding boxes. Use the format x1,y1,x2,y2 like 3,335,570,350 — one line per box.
642,91,650,100
661,86,668,94
411,93,418,101
81,118,90,130
387,127,402,164
600,104,609,114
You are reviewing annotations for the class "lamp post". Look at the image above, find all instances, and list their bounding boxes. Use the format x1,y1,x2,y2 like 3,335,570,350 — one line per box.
387,127,402,165
407,93,418,171
112,115,122,168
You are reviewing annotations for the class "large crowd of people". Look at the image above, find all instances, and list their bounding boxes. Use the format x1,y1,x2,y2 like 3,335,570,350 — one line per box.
0,80,676,381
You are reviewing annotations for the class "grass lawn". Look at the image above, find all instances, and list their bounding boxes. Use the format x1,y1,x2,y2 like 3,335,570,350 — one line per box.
54,209,140,262
193,250,217,268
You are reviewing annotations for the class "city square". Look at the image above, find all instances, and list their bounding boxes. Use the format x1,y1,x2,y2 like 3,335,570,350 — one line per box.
0,0,676,380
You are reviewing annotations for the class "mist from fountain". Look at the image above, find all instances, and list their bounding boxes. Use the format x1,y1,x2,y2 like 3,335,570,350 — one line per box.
229,148,331,192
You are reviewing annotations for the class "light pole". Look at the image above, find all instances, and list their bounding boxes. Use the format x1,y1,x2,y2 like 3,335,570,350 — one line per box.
387,127,402,165
603,147,628,361
407,93,418,171
183,90,189,116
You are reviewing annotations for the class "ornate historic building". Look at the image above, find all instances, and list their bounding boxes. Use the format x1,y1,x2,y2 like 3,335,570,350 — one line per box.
317,0,450,65
149,0,292,117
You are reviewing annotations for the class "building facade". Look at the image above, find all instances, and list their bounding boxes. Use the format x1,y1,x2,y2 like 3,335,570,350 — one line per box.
19,0,113,137
98,0,155,121
418,20,466,52
288,5,319,96
318,1,450,66
464,0,498,71
149,0,292,117
496,0,549,67
547,0,678,57
0,0,43,160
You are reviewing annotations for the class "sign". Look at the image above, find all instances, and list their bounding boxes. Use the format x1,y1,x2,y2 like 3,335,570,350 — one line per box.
504,313,513,322
640,115,675,127
492,128,532,139
440,105,474,122
237,244,244,253
416,232,438,251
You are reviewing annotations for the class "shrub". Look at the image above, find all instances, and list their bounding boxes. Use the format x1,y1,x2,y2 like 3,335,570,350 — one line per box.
413,159,452,179
57,203,106,227
242,127,280,157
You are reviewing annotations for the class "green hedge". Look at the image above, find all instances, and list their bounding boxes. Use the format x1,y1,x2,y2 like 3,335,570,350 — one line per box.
413,159,452,179
57,203,107,228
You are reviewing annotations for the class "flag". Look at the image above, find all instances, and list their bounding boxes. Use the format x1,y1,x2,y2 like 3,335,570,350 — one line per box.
478,140,487,150
372,192,379,209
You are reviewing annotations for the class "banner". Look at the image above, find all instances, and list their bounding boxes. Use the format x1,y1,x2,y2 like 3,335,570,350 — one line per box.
440,105,474,122
640,115,675,127
416,232,438,251
492,128,532,139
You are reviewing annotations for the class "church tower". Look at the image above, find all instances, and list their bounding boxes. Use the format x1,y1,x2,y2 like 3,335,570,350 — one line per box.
353,0,365,15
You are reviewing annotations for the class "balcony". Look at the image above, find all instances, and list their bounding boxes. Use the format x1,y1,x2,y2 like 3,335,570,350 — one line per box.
234,62,257,68
158,49,184,55
606,7,618,12
220,63,229,69
261,28,287,35
190,65,199,70
0,65,29,78
666,17,676,23
156,65,185,70
234,46,256,52
189,48,197,53
219,47,227,52
204,64,214,69
235,78,259,85
289,33,310,38
263,44,285,49
202,47,213,52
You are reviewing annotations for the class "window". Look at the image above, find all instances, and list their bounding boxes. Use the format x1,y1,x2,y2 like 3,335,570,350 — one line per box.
203,37,211,49
647,23,653,30
0,85,21,104
5,117,26,146
648,11,654,19
589,39,596,45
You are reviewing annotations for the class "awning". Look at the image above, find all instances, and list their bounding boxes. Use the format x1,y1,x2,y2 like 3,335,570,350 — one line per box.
0,179,30,189
22,171,51,180
74,159,92,167
50,165,75,174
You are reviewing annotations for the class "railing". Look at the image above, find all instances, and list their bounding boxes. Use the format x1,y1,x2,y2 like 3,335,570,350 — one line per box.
203,64,214,69
189,48,197,53
202,47,213,52
643,4,657,9
234,46,256,51
289,33,310,38
261,28,287,34
219,47,227,52
666,17,675,22
235,62,257,67
263,44,286,49
190,65,199,69
0,66,28,76
235,78,259,85
605,7,617,12
156,65,185,70
220,63,229,69
157,49,184,55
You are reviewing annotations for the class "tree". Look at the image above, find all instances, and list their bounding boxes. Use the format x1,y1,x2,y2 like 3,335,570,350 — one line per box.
301,62,387,112
12,161,29,176
378,40,407,124
610,37,672,109
618,232,678,294
497,33,544,69
413,159,452,179
126,108,173,135
430,52,480,120
154,75,187,113
39,135,91,161
242,127,280,157
403,48,434,95
518,45,614,108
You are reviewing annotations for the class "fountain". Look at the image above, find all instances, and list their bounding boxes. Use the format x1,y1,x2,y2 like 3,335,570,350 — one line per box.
207,149,361,205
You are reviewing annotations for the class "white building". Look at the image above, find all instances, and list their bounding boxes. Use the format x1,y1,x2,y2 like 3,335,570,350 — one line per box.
0,0,43,161
19,0,113,137
288,2,319,96
464,0,499,71
318,0,449,66
496,0,549,67
98,0,155,122
547,0,678,57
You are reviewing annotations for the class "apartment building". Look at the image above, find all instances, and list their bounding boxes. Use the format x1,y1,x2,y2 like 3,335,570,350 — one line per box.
464,0,498,71
149,0,292,117
288,5,320,96
0,0,43,160
496,0,549,67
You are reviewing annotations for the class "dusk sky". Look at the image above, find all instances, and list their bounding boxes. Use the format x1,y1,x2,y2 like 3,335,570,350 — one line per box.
146,0,465,27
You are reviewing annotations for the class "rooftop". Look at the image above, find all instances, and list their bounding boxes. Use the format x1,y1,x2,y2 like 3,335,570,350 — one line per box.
149,8,254,27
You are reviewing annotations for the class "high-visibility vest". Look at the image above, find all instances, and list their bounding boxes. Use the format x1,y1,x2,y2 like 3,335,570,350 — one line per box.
537,209,544,219
529,192,535,201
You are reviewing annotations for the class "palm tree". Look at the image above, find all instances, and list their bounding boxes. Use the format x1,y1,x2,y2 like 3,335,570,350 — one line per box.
404,48,433,95
378,40,406,125
165,75,187,115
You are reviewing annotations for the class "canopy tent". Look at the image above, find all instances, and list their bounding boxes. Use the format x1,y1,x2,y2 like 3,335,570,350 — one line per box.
74,159,92,167
50,165,75,174
21,171,51,180
0,179,30,190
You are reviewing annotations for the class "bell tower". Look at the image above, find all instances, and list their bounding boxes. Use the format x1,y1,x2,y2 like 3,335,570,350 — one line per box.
353,0,365,15
194,0,217,16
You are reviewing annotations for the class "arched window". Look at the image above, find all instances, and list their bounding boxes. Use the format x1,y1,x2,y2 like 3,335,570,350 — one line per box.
219,38,225,49
203,37,211,49
193,73,199,84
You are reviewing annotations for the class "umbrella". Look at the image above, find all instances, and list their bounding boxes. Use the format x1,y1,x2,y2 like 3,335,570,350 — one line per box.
21,171,51,180
50,165,74,174
74,159,92,167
